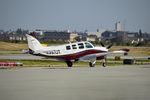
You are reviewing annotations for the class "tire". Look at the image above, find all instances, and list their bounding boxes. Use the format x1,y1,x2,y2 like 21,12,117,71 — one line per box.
89,62,95,67
66,61,73,67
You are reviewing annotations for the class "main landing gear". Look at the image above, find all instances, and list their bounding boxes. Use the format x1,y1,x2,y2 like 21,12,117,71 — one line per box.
66,61,73,67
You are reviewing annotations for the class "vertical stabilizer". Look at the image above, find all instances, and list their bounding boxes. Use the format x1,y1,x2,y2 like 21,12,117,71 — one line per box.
26,34,43,52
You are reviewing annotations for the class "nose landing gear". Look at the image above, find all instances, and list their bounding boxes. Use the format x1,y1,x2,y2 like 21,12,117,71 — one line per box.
89,62,95,67
102,57,107,67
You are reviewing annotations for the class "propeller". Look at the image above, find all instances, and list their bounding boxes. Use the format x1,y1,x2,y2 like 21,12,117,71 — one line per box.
106,43,113,49
99,41,113,67
100,41,113,49
100,41,105,47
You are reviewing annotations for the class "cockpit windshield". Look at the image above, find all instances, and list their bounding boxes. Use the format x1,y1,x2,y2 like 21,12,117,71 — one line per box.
85,42,93,48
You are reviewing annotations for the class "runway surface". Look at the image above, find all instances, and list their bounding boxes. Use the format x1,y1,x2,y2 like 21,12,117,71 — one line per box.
0,65,150,100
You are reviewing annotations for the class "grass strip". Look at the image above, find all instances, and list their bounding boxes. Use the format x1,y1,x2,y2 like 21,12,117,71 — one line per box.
0,59,149,67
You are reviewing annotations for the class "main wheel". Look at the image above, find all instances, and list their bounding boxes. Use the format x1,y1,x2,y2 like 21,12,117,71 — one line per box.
89,62,95,67
66,61,73,67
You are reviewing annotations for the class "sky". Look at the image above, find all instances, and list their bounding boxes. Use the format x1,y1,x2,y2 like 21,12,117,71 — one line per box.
0,0,150,32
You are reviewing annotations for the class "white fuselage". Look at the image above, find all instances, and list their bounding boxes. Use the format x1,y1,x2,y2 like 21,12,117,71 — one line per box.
35,41,108,60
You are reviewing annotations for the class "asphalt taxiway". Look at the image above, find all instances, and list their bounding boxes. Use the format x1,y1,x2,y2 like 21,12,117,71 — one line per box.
0,65,150,100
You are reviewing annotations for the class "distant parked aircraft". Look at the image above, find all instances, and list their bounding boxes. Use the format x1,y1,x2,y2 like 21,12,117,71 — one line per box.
26,34,129,67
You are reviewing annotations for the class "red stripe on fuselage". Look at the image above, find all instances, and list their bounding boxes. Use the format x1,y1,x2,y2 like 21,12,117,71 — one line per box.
60,49,106,60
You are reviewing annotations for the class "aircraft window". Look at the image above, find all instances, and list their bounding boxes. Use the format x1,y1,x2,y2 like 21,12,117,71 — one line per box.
66,46,71,50
85,42,93,48
78,43,84,49
72,44,77,49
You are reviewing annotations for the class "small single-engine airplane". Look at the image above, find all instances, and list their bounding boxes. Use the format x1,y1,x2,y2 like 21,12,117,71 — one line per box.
26,34,129,67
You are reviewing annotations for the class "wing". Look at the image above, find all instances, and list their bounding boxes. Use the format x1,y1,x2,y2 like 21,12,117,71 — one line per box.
108,49,129,56
78,49,129,61
79,52,108,61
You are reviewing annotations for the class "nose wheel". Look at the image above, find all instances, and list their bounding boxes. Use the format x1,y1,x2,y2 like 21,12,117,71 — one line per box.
89,62,95,67
89,60,96,67
102,57,107,67
89,58,96,67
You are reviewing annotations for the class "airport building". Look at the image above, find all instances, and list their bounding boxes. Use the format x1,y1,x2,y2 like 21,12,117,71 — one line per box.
115,21,124,31
101,31,125,45
0,31,26,41
9,34,26,41
87,35,97,42
101,30,150,45
31,30,78,42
